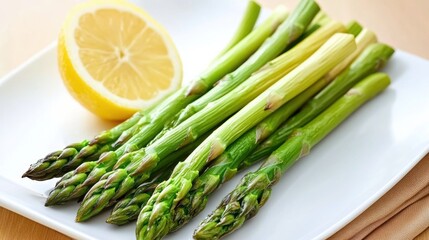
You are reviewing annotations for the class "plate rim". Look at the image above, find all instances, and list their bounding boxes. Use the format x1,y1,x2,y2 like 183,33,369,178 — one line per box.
317,146,429,239
316,49,429,239
0,177,94,240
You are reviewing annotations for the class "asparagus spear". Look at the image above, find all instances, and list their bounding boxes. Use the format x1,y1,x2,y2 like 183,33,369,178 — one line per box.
78,17,338,224
73,0,322,221
106,170,168,226
98,20,347,226
44,8,288,206
21,1,272,181
214,0,261,58
169,27,376,232
164,0,318,131
159,1,319,132
194,72,391,239
22,112,144,180
310,12,331,27
100,27,372,229
245,42,395,166
135,34,356,240
106,132,210,225
151,10,335,147
346,21,363,37
284,12,331,51
109,80,323,227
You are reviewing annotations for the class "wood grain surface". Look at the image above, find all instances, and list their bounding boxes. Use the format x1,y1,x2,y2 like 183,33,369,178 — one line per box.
1,0,428,239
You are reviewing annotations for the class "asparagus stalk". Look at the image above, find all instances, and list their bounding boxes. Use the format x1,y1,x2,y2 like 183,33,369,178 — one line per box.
310,12,331,27
169,27,376,232
73,0,322,222
22,2,277,181
165,0,318,130
214,0,261,58
110,79,324,227
346,21,363,37
43,9,288,206
22,111,145,180
245,42,395,166
106,170,168,226
288,12,331,48
170,82,324,232
151,10,334,147
194,72,391,239
94,20,346,226
135,34,356,240
106,132,210,225
98,26,371,230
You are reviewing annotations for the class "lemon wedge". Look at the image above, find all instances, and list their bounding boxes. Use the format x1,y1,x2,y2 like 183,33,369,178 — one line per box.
58,0,182,120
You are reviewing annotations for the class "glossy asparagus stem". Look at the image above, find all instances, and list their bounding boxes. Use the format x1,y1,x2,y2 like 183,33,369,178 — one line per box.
165,2,316,129
106,133,209,225
106,170,168,226
136,33,356,240
43,8,288,206
98,20,346,227
22,2,278,181
194,73,391,239
245,42,395,166
346,21,363,37
22,112,145,180
215,0,261,58
74,0,321,222
169,27,376,232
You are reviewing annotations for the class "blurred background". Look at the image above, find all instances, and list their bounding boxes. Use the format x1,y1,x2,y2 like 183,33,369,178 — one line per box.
0,0,428,78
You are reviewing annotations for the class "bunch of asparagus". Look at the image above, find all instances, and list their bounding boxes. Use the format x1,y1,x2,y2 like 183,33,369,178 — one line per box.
23,0,395,239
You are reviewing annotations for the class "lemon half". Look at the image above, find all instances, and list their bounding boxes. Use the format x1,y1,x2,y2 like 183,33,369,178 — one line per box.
58,0,182,120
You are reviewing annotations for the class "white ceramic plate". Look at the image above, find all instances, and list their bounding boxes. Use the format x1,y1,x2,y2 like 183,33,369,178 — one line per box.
1,0,429,239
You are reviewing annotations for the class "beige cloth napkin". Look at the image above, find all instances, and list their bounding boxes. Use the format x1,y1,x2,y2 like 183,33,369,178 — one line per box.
330,154,429,240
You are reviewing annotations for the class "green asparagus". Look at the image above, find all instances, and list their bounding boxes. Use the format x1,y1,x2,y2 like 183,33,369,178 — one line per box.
101,22,359,228
22,111,144,180
169,27,376,232
284,12,330,51
44,8,288,206
74,0,322,222
136,33,356,240
19,1,400,240
105,129,213,225
97,20,347,226
165,3,316,129
194,72,391,239
21,0,271,181
346,21,363,37
245,42,395,166
214,0,261,58
161,5,320,129
106,170,168,226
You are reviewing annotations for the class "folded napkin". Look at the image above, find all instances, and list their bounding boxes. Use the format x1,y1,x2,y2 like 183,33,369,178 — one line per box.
330,153,429,240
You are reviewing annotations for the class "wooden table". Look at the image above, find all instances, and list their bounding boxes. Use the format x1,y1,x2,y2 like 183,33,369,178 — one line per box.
1,0,428,239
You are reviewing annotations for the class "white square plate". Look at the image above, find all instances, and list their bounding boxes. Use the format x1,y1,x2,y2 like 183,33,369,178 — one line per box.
1,0,429,239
